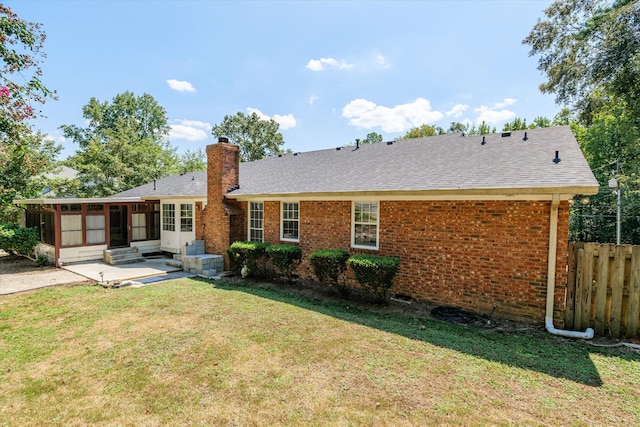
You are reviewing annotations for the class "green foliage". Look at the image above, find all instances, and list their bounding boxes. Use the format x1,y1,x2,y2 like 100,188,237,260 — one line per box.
212,111,286,162
400,124,437,140
178,148,206,172
0,222,39,257
309,249,350,294
266,244,302,284
227,241,271,278
570,106,640,243
348,254,400,303
361,132,383,144
35,254,48,267
523,0,640,124
62,92,178,197
0,6,59,221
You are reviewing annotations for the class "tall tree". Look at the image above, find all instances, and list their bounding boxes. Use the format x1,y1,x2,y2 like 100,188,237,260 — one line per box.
399,124,437,139
523,0,640,123
361,132,383,144
62,92,177,197
0,5,59,220
178,148,206,172
212,112,285,162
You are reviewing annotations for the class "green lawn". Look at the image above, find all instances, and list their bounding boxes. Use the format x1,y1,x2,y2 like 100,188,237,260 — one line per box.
1,278,638,426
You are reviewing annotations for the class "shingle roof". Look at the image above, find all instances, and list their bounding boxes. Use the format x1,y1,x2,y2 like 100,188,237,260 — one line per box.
112,171,207,198
229,126,598,197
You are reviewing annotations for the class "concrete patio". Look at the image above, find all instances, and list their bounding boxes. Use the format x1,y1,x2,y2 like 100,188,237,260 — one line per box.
62,256,192,284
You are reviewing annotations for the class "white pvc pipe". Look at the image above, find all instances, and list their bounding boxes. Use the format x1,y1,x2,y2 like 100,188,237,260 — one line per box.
545,194,594,339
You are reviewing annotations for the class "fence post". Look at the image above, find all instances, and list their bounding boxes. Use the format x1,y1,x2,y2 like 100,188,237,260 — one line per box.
627,247,640,338
565,242,578,329
594,244,611,336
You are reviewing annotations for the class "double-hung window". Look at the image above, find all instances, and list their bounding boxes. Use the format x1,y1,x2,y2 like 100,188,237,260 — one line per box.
281,202,299,242
162,204,175,231
352,201,379,249
249,202,264,242
180,204,193,232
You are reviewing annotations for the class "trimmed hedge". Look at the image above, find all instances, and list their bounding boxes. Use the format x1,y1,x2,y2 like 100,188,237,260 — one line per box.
0,222,39,258
227,241,271,278
348,254,401,303
309,249,350,294
266,244,302,284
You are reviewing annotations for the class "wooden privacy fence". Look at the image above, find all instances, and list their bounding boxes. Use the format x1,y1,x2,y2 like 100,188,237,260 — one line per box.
566,242,640,338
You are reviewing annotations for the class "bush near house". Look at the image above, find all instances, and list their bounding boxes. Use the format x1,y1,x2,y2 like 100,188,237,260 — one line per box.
227,241,271,278
309,249,351,295
348,254,401,303
0,222,39,258
266,244,302,284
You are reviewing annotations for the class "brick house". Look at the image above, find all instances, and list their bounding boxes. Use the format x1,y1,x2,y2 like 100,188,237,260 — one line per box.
203,127,598,330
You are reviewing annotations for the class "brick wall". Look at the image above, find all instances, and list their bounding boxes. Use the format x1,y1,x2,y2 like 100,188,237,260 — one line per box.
230,198,568,326
202,142,240,268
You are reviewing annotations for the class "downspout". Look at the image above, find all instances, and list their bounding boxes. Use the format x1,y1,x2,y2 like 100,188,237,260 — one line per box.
545,194,594,339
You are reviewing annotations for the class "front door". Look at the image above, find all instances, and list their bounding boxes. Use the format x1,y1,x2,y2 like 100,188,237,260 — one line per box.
109,205,129,247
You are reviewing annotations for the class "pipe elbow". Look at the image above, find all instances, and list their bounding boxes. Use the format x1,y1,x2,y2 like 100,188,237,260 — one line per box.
545,317,594,340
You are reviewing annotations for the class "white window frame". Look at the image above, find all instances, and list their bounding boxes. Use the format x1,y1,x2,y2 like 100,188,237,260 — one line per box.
280,201,299,242
162,204,175,231
248,201,264,242
180,203,193,232
351,201,379,250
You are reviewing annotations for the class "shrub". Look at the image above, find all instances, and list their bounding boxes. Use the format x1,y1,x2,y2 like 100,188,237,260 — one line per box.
348,254,401,303
267,244,302,284
36,254,49,267
0,222,39,258
227,241,271,278
309,249,350,294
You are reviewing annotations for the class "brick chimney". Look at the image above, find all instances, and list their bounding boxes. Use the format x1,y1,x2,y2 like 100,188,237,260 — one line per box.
203,138,240,263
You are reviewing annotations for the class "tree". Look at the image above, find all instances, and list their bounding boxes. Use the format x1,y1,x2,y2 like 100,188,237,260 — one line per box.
62,92,178,197
361,132,383,144
570,104,640,243
399,124,437,139
523,0,640,123
0,6,59,221
178,148,206,172
212,112,285,162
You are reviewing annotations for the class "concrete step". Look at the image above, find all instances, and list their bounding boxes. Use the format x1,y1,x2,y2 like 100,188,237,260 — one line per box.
165,259,183,268
110,256,146,265
104,247,141,265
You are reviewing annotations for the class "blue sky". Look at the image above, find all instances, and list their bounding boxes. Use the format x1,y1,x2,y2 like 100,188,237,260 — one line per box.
10,0,559,159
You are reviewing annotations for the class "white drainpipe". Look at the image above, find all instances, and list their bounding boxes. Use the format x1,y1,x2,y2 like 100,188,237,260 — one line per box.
545,194,594,339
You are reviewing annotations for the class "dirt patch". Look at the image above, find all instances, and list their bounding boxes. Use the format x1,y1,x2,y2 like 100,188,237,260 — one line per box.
0,251,90,295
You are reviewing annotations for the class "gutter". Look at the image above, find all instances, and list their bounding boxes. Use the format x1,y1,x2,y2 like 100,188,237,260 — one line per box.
545,194,594,339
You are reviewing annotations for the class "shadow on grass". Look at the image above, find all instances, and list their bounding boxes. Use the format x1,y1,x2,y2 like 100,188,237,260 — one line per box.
205,278,639,387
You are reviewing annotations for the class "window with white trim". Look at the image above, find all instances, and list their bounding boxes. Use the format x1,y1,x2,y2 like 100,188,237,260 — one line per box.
352,201,378,249
180,203,193,232
162,204,175,231
249,202,264,242
281,202,299,241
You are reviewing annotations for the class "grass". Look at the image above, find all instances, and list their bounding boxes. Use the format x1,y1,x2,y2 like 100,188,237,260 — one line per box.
0,278,639,426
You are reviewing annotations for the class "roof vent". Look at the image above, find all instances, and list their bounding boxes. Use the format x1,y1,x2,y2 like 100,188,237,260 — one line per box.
336,147,341,151
294,152,299,156
553,151,561,164
501,132,511,138
218,137,229,143
523,132,528,141
278,154,282,157
481,136,486,145
386,141,393,145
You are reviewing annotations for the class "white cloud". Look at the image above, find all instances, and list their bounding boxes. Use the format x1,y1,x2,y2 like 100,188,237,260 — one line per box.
305,57,354,71
342,98,444,133
166,79,196,93
445,104,469,118
169,119,211,141
473,105,516,124
376,54,390,69
44,133,67,144
494,98,517,108
246,107,297,130
308,95,319,105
